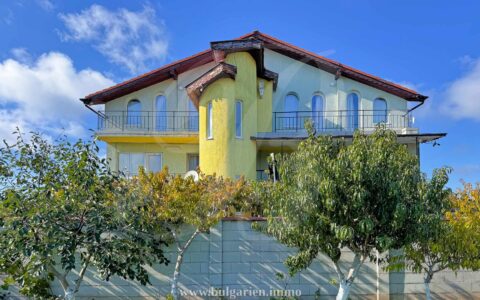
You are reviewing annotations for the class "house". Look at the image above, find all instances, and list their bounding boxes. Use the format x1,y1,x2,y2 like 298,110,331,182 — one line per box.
81,31,445,179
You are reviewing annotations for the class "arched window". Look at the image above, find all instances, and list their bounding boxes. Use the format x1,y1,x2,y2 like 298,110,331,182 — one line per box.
155,95,167,131
283,93,299,130
347,93,359,130
373,98,387,123
126,99,142,127
188,100,198,131
311,94,324,130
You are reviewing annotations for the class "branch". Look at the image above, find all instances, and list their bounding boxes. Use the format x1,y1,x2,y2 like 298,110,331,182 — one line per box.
182,229,200,252
346,253,366,283
171,229,183,252
47,264,70,293
73,253,92,293
332,260,345,282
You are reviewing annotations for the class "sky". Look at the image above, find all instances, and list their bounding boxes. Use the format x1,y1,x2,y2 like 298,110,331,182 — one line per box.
0,0,479,188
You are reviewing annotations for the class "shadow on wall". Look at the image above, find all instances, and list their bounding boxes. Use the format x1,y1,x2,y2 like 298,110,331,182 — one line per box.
3,221,479,299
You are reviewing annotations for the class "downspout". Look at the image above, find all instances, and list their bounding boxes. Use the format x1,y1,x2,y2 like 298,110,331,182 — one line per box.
407,100,425,114
79,98,106,118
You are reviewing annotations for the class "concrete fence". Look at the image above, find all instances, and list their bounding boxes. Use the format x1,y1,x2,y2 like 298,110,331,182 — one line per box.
2,220,479,299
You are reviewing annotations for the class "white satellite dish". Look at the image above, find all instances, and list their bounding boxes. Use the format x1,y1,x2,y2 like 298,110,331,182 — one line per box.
184,170,199,182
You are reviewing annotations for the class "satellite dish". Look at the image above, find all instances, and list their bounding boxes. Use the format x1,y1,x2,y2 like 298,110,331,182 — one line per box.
184,170,199,182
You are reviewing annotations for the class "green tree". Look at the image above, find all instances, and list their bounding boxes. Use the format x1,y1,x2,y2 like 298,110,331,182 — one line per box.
390,181,480,300
0,132,169,299
124,168,248,299
256,125,440,300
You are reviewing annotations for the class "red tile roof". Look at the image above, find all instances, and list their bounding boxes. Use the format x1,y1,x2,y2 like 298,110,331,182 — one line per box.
81,31,427,105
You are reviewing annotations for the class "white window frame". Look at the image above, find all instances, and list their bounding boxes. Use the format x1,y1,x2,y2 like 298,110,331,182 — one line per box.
118,152,163,176
146,153,163,174
373,98,388,124
235,100,243,138
207,101,213,139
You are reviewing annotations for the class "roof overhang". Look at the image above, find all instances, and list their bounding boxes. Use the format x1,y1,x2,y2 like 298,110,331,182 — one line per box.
185,62,237,109
82,31,428,105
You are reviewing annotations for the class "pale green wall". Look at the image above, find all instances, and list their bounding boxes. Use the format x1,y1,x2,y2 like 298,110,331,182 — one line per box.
105,62,216,112
263,49,408,114
107,143,198,175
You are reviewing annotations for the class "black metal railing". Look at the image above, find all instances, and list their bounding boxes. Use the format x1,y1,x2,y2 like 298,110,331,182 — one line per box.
273,110,412,132
98,111,199,132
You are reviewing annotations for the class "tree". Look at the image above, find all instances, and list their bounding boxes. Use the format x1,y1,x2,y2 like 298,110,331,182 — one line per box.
256,124,437,300
124,168,248,299
390,181,480,300
0,132,169,299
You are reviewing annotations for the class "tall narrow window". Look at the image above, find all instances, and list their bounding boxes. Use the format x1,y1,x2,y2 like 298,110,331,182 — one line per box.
373,98,387,123
126,99,142,127
283,93,299,130
347,93,359,130
207,102,213,139
188,100,198,131
235,100,243,138
156,95,167,131
311,94,324,130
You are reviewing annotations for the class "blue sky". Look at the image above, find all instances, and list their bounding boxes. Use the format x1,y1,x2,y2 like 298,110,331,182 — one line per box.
0,0,479,188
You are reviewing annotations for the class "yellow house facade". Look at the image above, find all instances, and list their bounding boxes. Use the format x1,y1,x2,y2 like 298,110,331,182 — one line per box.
81,31,445,180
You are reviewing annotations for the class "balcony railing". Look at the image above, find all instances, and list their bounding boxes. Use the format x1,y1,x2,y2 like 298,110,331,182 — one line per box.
273,110,413,132
97,111,199,133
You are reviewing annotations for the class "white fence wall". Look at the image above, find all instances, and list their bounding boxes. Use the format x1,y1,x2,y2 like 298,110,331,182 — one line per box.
2,220,479,299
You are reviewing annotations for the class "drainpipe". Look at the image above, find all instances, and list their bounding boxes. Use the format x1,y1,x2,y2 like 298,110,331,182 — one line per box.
80,98,106,118
407,100,425,114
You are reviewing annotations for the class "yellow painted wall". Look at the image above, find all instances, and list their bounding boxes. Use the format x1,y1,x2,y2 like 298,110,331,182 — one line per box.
198,52,259,179
256,79,273,132
107,143,198,175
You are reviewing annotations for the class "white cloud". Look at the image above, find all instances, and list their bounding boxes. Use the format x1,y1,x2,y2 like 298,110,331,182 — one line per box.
0,51,114,143
59,4,168,74
36,0,54,11
11,48,32,64
443,58,480,121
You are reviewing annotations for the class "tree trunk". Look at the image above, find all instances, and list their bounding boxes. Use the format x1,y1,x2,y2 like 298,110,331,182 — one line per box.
334,253,365,300
171,250,184,300
336,280,352,300
424,273,433,300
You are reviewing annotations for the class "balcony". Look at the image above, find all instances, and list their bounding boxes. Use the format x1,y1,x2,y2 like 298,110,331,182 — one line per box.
273,110,415,134
97,111,199,134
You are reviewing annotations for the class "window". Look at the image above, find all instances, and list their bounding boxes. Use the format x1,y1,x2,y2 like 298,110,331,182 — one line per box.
119,153,162,176
207,101,213,139
187,154,199,171
119,153,144,176
373,98,387,123
235,100,243,138
283,93,299,130
347,93,359,130
156,95,167,131
127,99,142,127
311,94,324,130
147,154,163,173
188,100,198,131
